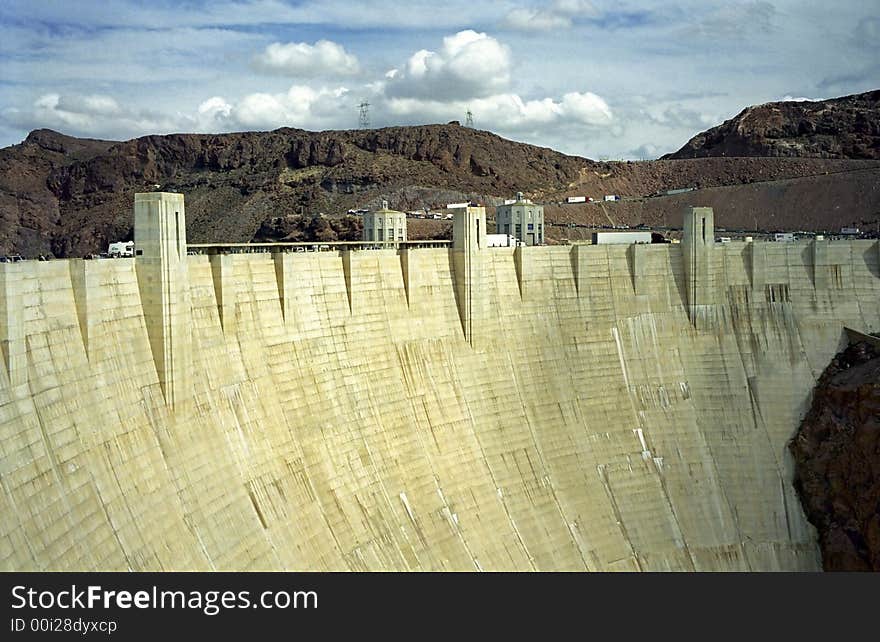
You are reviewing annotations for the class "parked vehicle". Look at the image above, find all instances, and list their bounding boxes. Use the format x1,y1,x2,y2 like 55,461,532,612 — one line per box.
108,241,134,258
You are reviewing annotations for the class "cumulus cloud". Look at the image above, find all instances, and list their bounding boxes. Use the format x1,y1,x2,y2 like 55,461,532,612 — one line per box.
195,96,234,130
1,0,878,161
1,85,357,141
252,39,360,77
385,30,511,100
2,93,181,140
379,29,613,139
385,90,612,132
559,92,613,125
1,25,616,155
193,86,352,131
501,0,598,31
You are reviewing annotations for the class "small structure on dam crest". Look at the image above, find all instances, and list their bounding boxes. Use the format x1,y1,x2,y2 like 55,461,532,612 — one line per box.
363,200,407,243
495,192,544,245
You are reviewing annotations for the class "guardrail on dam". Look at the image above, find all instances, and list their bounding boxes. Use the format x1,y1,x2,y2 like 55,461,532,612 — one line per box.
1,192,878,571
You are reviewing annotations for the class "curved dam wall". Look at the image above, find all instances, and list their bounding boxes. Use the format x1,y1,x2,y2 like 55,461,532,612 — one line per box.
1,198,878,571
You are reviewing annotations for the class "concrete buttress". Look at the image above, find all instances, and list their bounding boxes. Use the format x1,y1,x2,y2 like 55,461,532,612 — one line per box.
134,192,192,409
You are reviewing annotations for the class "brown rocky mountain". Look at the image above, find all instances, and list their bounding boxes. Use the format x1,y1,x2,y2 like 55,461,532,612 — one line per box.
791,337,880,571
0,129,116,256
665,89,880,160
2,94,880,257
0,124,587,257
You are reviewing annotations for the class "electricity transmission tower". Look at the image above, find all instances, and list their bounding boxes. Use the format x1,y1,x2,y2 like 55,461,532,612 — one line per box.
465,109,474,128
358,100,370,129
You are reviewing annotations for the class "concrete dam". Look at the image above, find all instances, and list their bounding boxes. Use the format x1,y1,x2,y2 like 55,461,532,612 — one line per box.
1,193,878,571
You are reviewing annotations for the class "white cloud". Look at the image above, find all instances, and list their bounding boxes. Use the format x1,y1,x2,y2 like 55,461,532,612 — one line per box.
2,93,180,140
59,94,122,116
2,2,876,159
385,90,612,132
196,96,234,129
501,0,598,31
252,40,360,77
2,85,355,141
780,95,818,102
559,92,613,125
385,30,511,100
198,86,352,131
379,30,613,142
0,27,615,155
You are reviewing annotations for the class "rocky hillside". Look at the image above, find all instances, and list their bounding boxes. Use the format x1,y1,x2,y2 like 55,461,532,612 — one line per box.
666,90,880,159
2,107,880,257
790,337,880,571
0,124,587,257
0,130,116,256
790,342,880,571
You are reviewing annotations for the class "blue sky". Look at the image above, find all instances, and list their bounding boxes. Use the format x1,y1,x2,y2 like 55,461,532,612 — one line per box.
0,0,877,159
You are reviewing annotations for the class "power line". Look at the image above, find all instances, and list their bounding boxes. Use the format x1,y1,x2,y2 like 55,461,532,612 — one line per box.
465,109,473,128
358,100,370,129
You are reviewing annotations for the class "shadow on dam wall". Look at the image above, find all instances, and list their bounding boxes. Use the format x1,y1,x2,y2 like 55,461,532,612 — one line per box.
0,193,879,571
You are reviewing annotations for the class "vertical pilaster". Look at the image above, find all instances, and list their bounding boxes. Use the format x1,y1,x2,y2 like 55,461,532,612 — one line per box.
682,206,715,326
209,253,235,332
341,249,353,313
0,262,25,388
572,244,588,298
69,259,97,360
134,192,192,409
273,251,292,322
451,205,487,346
513,245,525,300
399,247,413,307
812,238,830,290
747,238,766,295
630,243,650,296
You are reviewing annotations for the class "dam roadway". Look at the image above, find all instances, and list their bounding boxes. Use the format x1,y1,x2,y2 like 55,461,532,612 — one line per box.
0,195,878,571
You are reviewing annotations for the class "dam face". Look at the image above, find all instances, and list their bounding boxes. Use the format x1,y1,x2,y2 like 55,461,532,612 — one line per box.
1,195,879,571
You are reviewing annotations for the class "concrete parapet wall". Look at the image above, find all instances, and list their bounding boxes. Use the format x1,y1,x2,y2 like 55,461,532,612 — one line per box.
0,237,878,571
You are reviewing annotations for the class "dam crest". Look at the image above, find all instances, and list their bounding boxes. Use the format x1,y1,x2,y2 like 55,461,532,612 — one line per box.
1,192,878,571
